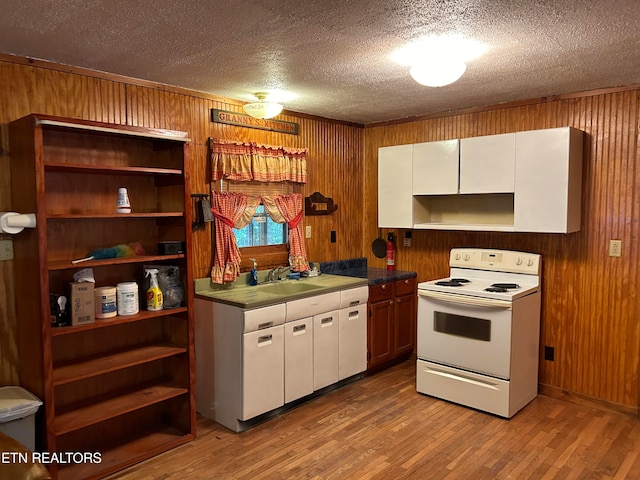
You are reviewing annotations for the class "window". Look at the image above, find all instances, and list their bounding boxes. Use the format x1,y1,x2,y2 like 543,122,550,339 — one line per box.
233,205,288,248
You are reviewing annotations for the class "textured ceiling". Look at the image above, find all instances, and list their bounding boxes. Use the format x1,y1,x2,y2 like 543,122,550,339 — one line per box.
1,0,640,124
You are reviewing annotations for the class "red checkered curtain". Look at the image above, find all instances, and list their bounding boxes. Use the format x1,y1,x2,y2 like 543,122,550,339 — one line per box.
273,194,309,272
283,147,308,183
210,139,253,181
252,143,288,182
210,192,250,284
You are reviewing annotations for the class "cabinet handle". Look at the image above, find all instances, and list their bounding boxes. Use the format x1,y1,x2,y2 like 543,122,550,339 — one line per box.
258,334,273,345
349,300,360,307
293,325,306,333
258,321,274,330
381,284,386,290
389,300,394,305
348,311,359,318
321,317,333,325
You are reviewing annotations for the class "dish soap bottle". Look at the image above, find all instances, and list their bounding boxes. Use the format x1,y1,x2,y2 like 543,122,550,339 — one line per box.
249,258,259,286
145,268,163,311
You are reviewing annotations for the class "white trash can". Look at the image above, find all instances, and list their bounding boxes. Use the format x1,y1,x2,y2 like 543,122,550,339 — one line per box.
0,386,42,451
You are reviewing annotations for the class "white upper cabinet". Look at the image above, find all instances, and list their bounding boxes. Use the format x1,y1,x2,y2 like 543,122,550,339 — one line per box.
377,127,583,233
514,127,584,233
378,144,413,228
459,133,515,194
412,140,460,194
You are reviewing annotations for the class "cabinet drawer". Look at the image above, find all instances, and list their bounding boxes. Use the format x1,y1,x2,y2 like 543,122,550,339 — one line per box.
340,286,369,309
369,282,393,303
286,292,340,322
244,303,286,333
395,277,416,297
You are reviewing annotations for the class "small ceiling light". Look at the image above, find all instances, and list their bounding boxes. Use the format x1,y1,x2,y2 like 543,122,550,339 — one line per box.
392,34,487,87
409,61,467,87
243,92,283,119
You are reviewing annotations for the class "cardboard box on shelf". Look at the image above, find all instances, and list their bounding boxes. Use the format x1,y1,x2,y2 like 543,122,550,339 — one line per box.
70,282,95,325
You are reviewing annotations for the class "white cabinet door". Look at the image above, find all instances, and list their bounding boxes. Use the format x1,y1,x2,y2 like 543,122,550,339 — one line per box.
514,127,583,233
459,133,515,193
242,325,284,420
378,144,413,228
412,139,459,195
338,304,367,380
284,317,314,403
313,310,340,391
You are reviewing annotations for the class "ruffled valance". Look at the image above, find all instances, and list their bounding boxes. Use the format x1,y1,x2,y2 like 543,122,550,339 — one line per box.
210,138,307,184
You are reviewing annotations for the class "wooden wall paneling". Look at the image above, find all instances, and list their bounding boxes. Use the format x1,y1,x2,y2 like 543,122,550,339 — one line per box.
363,90,640,410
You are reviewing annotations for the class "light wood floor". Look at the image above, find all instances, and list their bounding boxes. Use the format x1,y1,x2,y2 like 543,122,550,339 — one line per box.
108,359,640,479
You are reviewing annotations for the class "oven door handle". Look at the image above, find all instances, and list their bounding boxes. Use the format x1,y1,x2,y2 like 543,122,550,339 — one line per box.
418,290,512,310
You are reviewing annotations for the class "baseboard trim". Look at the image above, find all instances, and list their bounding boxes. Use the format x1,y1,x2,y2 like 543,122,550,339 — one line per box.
539,383,639,418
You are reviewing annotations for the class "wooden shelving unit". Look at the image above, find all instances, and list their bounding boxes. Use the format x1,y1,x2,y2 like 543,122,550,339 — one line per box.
9,114,195,480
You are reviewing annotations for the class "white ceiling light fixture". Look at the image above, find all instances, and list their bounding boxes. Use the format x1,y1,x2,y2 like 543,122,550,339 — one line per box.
409,61,467,87
392,34,487,87
243,92,284,119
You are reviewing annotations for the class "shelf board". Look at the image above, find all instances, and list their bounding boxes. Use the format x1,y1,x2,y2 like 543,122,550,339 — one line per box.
50,307,188,336
46,211,184,219
48,253,184,271
54,383,189,434
412,222,516,232
53,343,188,385
44,162,183,175
56,426,193,480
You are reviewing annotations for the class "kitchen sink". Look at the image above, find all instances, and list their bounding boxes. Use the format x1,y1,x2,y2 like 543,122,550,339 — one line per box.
258,281,323,295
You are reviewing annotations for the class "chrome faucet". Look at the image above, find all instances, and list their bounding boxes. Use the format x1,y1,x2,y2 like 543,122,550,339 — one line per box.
266,266,291,282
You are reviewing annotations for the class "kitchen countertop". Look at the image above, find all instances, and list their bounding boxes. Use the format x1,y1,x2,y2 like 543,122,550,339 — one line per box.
194,273,368,309
319,258,417,286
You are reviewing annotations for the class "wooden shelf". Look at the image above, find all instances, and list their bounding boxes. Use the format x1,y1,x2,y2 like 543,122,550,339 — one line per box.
56,426,193,480
47,212,184,219
53,343,187,385
48,253,184,271
10,113,195,479
54,383,189,434
44,162,183,176
50,307,188,336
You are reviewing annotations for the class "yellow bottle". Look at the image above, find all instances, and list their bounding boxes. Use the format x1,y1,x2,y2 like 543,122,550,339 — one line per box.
145,268,163,311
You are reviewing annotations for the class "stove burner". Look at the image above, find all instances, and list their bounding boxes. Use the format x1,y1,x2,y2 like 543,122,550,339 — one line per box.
485,286,508,293
450,278,470,283
435,280,465,287
491,283,520,289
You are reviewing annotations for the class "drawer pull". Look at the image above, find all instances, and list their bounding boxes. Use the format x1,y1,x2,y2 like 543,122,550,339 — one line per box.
258,321,274,330
293,325,306,333
321,317,333,325
258,334,273,345
349,300,360,307
348,311,359,318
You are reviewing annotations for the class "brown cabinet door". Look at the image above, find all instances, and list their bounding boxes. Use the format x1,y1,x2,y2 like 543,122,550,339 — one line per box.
395,292,416,356
368,299,395,368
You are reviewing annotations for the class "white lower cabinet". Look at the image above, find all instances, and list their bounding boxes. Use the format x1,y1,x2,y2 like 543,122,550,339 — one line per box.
195,285,368,433
284,317,314,403
242,325,284,420
338,303,367,380
313,310,340,390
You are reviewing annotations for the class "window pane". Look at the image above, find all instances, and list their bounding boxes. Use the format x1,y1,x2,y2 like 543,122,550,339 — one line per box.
233,205,288,247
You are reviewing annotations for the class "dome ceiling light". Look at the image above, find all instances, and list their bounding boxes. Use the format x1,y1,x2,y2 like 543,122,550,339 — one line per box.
392,34,487,87
243,92,284,119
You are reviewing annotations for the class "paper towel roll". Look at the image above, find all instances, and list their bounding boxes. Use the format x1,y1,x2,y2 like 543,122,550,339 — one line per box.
0,212,37,234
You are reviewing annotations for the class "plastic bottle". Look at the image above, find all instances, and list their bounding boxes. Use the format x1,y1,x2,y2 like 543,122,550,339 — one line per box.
145,269,163,311
116,187,131,213
249,258,259,286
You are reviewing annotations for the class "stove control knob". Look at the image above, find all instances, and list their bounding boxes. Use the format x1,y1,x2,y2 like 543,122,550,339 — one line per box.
454,253,461,260
527,258,534,266
464,254,470,261
516,257,523,265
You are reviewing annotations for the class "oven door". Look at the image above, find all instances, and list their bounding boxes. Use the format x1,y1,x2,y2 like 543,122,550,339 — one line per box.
417,290,513,379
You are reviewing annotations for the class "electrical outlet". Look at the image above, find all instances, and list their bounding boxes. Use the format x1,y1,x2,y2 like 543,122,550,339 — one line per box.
0,239,14,261
305,226,312,238
544,346,555,361
403,237,412,247
609,239,622,257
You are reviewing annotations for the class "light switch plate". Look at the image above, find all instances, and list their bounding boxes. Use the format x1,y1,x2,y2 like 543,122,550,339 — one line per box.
305,226,312,238
0,239,14,260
